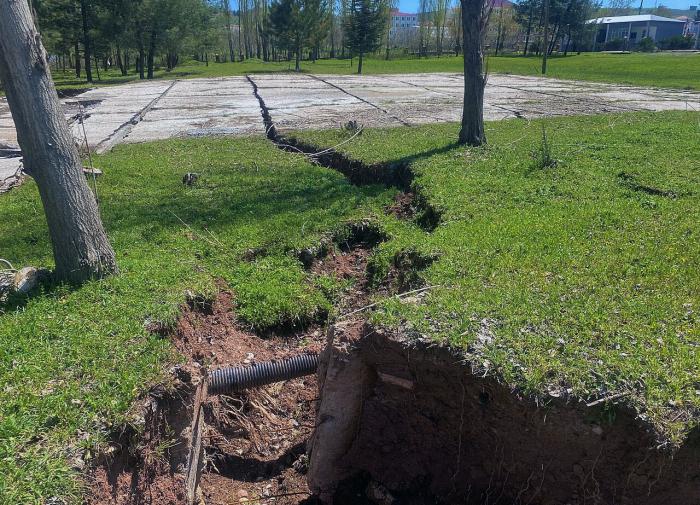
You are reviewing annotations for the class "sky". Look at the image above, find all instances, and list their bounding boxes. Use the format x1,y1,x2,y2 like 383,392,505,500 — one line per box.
397,0,697,13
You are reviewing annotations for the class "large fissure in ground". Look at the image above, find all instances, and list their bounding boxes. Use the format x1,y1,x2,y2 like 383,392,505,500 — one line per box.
245,74,441,233
85,91,699,503
308,328,700,505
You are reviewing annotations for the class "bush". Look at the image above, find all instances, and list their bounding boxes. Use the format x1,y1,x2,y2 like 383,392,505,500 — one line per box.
637,36,656,52
604,38,626,51
658,35,694,50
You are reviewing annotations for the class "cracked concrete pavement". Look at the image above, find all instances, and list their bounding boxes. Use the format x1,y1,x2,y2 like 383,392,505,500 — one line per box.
2,72,700,187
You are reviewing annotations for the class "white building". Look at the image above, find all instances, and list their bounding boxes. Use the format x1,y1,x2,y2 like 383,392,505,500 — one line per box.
389,9,419,47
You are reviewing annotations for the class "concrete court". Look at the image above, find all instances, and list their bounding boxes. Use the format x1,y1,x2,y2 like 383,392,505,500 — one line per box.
2,72,700,188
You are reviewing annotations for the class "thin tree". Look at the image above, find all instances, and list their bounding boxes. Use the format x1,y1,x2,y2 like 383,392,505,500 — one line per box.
223,0,237,61
541,0,549,73
0,0,117,283
344,0,386,74
384,0,397,60
458,0,492,146
79,0,94,82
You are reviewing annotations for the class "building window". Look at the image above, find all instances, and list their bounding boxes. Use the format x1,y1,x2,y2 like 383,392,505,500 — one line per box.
607,25,629,40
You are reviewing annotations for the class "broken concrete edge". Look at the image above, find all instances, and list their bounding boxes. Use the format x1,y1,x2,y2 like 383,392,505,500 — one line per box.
307,320,698,502
94,80,178,155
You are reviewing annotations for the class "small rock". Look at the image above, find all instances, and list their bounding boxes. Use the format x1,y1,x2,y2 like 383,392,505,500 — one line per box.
14,266,44,294
182,172,199,186
236,489,249,499
591,425,603,435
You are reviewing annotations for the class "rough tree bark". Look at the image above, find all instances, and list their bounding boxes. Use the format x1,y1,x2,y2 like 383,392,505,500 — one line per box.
0,0,117,283
458,0,490,146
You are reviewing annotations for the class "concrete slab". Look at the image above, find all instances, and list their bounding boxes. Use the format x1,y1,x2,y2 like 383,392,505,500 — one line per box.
125,77,264,142
2,71,699,156
0,157,22,192
248,74,403,130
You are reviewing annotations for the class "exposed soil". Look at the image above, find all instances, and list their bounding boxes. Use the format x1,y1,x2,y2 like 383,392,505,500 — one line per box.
87,238,375,505
385,192,417,221
309,328,700,505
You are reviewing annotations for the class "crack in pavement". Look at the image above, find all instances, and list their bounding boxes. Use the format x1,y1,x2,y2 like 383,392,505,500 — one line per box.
308,74,411,127
245,75,278,139
95,80,178,154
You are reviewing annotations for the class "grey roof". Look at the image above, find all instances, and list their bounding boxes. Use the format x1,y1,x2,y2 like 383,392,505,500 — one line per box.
587,14,685,24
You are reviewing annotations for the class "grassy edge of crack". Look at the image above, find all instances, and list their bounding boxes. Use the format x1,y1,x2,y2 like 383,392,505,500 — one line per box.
290,110,700,448
1,110,699,502
0,136,395,503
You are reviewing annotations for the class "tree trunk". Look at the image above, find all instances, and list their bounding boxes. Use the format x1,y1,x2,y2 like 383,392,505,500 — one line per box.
541,0,549,74
224,0,236,62
75,39,81,77
0,0,117,283
523,2,534,55
458,0,486,146
147,29,156,79
79,0,93,83
137,26,145,79
357,51,363,74
116,44,127,76
94,54,101,80
295,44,301,72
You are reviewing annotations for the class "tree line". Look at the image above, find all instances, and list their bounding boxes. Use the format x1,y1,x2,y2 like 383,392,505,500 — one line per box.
32,0,393,78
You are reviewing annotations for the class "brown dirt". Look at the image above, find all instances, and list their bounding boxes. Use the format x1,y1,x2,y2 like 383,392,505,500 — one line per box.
309,328,700,505
87,241,373,505
385,192,417,221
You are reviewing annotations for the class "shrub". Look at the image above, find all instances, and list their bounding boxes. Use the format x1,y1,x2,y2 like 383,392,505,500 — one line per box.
604,38,626,51
658,35,694,50
637,36,656,52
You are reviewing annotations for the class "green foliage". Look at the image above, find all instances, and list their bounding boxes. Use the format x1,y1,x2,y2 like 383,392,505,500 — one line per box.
636,36,655,52
513,0,598,53
604,38,627,51
343,0,387,69
657,35,695,50
269,0,329,69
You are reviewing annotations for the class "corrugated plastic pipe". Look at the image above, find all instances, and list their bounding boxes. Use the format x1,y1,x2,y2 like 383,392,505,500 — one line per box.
208,354,318,395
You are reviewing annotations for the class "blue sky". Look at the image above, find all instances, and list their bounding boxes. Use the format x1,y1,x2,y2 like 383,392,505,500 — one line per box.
397,0,697,13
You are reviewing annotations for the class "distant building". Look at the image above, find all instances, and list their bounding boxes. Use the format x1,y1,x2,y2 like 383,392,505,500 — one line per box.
389,9,418,33
677,15,700,47
587,14,685,47
389,9,419,48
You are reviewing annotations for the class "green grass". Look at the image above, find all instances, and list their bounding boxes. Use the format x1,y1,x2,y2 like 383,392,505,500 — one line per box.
292,110,700,446
0,137,393,503
488,52,700,91
45,52,700,95
2,110,700,503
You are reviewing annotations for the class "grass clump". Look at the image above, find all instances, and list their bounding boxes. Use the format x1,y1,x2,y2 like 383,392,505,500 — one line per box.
292,110,700,446
0,136,392,503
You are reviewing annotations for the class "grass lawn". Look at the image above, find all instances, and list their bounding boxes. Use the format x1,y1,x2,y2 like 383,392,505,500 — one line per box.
1,110,699,503
292,110,700,446
488,52,700,90
0,137,394,503
43,51,700,95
